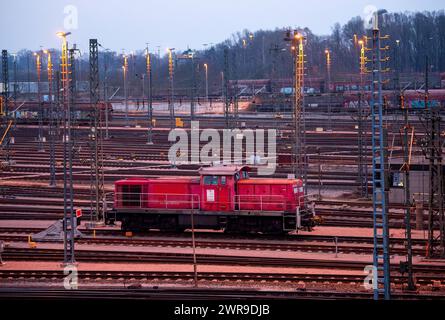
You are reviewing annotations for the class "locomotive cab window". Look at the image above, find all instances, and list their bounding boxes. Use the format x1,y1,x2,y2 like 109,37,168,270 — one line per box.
204,176,218,185
121,185,142,207
221,176,227,185
241,171,249,179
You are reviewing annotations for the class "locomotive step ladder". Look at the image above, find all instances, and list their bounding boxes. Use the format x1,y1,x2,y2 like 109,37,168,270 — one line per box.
283,208,301,232
218,216,228,229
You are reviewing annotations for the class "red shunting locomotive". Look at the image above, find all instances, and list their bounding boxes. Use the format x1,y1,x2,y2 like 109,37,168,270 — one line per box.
106,166,316,234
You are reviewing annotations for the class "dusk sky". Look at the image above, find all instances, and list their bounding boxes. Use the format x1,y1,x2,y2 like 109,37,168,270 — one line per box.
1,0,444,53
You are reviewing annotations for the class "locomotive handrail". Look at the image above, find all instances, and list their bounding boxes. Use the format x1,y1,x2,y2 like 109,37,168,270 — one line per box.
116,192,200,210
234,194,286,212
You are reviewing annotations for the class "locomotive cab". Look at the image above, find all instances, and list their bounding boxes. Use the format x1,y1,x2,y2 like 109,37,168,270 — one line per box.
199,166,250,212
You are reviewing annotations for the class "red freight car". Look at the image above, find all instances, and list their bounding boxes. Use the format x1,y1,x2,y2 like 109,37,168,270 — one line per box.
107,166,316,234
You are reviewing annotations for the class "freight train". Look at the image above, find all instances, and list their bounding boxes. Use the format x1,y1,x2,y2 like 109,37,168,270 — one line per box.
106,166,317,234
8,102,113,124
343,89,445,110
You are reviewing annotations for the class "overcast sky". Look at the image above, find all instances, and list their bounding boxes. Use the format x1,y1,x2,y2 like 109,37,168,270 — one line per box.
1,0,444,53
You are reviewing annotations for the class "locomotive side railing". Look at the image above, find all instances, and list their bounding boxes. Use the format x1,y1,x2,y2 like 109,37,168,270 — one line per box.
234,195,286,212
116,192,200,210
115,191,308,214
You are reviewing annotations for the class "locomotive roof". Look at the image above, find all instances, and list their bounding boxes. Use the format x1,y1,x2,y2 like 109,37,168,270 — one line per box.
238,178,301,185
198,165,251,176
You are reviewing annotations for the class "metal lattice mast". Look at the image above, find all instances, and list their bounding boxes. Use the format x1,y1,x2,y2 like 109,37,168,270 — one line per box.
223,47,230,130
103,49,110,140
55,70,61,136
64,47,77,264
357,38,369,198
270,44,283,129
299,36,308,194
422,56,445,258
325,49,332,131
168,48,175,129
123,54,129,126
1,50,10,164
177,49,199,122
46,50,56,187
395,39,415,290
369,13,391,300
89,39,104,223
146,48,153,144
35,51,44,151
12,54,17,112
285,30,307,192
58,32,76,265
400,92,416,290
191,54,197,121
231,50,239,129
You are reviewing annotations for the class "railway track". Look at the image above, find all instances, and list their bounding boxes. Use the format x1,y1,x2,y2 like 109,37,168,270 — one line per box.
1,269,444,287
4,247,445,276
0,234,427,256
1,287,442,300
0,206,425,229
0,226,428,246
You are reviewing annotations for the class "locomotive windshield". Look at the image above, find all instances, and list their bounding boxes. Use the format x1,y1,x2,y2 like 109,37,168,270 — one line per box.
203,176,219,185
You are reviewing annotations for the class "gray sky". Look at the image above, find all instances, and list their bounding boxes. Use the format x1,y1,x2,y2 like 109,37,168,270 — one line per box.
1,0,444,53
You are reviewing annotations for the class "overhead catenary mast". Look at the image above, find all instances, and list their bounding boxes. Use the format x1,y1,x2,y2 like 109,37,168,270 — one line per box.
1,50,11,164
88,39,105,225
285,30,307,193
146,46,153,145
368,11,391,300
167,48,175,130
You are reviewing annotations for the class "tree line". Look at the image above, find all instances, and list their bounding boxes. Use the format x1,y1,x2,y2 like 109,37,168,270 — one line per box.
2,10,444,97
